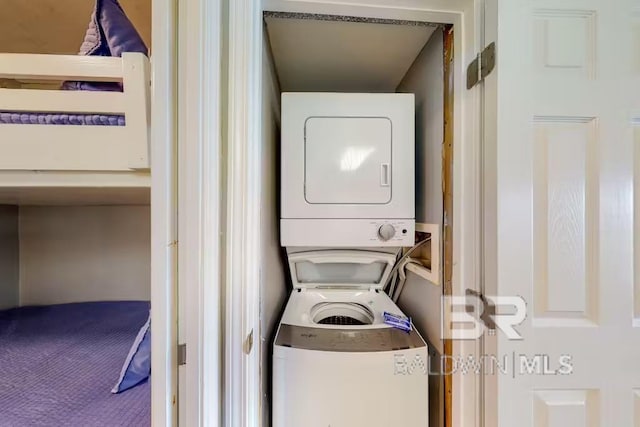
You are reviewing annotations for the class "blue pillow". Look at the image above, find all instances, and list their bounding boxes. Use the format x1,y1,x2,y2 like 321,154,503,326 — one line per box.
63,0,148,92
112,313,151,393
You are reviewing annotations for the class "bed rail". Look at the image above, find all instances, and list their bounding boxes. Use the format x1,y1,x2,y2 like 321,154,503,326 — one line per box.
0,54,124,81
0,52,150,171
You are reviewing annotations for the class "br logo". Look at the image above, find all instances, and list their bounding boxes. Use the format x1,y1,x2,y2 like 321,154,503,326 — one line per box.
442,290,527,340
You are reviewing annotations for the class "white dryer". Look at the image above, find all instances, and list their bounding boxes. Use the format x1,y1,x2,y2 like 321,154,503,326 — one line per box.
273,249,429,427
280,92,415,247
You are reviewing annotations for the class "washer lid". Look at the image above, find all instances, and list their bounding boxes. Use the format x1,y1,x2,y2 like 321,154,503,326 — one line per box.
287,250,396,289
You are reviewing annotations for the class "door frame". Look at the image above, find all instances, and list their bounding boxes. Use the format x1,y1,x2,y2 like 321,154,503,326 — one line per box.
176,0,224,425
150,0,178,425
224,1,483,426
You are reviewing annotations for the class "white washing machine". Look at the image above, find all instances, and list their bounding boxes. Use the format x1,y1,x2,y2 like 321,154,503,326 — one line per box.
273,249,429,427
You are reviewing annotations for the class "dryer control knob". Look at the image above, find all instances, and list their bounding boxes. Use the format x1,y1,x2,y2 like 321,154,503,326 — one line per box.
377,224,396,241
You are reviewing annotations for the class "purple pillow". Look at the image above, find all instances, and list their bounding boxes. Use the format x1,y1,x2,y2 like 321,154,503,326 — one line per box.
112,313,151,393
63,0,148,92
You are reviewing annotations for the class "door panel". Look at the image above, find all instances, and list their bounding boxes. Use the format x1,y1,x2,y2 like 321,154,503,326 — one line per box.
533,390,599,427
532,118,598,326
485,0,640,425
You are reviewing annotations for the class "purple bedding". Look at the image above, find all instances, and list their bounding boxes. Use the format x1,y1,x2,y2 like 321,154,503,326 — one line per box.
0,301,150,427
0,112,125,126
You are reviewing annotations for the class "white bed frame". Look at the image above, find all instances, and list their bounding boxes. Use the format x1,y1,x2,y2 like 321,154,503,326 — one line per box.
0,52,151,204
0,52,150,171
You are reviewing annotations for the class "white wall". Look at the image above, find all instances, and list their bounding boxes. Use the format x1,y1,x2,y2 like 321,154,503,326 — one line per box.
396,28,445,427
19,205,150,306
260,30,288,427
0,205,19,309
398,29,444,228
396,28,444,351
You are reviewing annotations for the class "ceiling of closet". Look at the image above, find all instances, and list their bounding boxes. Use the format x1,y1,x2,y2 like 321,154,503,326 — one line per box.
265,17,437,92
0,0,151,54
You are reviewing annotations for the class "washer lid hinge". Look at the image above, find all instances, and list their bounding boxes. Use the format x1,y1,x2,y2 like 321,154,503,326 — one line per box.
466,42,496,89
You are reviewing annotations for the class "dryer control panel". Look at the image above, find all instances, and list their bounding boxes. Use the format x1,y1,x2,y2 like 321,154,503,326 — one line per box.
281,218,415,247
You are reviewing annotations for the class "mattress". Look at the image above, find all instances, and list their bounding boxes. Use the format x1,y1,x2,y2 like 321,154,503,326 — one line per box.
0,112,125,126
0,301,150,427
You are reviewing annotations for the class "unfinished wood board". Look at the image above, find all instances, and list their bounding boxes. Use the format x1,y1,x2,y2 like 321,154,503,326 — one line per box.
442,25,454,427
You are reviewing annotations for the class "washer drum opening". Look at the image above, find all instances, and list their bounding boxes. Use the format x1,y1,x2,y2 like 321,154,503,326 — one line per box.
311,302,374,326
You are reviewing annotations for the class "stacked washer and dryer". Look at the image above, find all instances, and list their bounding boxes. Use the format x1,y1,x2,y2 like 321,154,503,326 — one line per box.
273,93,429,426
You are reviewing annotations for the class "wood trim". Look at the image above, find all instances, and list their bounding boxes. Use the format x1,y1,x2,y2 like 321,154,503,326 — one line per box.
0,127,146,171
122,52,151,169
0,89,125,113
197,0,224,422
0,54,124,81
0,53,150,172
176,0,223,424
443,24,455,427
225,0,263,426
150,0,178,425
0,171,150,187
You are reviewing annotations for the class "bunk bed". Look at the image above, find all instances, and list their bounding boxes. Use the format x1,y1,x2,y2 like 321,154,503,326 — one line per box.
0,0,150,205
0,1,152,425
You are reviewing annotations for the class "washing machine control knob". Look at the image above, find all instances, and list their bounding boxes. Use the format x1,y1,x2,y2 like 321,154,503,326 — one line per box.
377,224,396,241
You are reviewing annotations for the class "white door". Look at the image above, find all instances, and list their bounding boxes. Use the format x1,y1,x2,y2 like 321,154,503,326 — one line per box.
483,0,640,425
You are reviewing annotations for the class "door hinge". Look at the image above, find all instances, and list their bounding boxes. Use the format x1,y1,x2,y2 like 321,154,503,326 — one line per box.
466,42,496,89
243,329,254,355
465,288,497,331
178,343,186,366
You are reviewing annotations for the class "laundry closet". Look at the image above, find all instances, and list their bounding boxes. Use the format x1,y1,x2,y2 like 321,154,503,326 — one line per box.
258,11,453,427
219,0,640,426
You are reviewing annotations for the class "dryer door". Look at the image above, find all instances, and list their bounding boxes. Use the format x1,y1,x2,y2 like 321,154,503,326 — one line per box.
305,117,392,204
281,93,414,220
